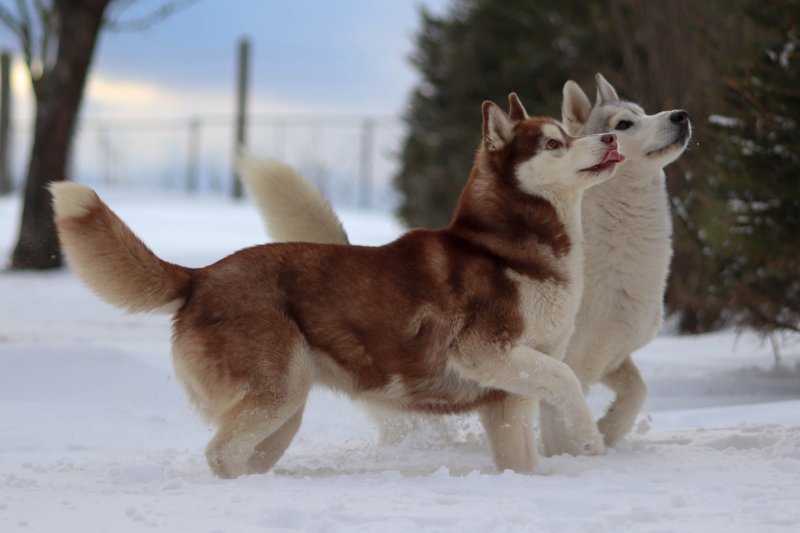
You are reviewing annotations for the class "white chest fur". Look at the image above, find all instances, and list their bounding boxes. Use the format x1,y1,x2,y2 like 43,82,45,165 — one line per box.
565,170,673,382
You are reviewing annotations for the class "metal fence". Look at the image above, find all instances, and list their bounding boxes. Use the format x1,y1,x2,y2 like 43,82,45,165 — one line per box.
7,113,405,210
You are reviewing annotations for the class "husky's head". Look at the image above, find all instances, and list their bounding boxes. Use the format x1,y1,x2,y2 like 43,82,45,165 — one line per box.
481,93,625,195
561,74,691,173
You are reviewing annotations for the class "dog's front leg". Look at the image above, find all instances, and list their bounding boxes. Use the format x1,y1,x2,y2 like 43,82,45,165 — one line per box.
479,395,537,473
457,345,604,468
539,401,583,457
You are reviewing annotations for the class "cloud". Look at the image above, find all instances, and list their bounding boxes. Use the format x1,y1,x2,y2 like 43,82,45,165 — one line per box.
7,55,326,121
86,75,173,108
9,61,178,117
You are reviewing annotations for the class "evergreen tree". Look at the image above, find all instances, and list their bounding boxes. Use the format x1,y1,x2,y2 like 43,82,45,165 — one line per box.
396,0,798,336
396,0,618,228
701,1,800,334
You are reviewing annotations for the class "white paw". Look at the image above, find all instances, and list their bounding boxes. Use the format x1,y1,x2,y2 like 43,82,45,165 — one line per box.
597,413,632,447
573,424,605,456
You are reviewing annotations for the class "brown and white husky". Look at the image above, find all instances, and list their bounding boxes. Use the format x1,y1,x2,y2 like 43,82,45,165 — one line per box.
51,95,623,478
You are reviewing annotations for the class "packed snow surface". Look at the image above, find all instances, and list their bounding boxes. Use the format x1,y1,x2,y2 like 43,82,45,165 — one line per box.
1,191,799,532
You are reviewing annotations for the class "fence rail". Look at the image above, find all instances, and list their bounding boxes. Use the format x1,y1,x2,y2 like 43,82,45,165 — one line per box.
6,113,405,210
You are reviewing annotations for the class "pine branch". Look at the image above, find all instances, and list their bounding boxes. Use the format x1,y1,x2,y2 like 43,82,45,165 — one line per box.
743,301,800,334
671,193,712,256
722,74,769,115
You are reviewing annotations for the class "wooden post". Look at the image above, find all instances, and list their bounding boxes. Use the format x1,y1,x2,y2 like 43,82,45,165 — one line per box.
358,119,374,208
186,117,201,192
0,51,11,194
232,37,251,199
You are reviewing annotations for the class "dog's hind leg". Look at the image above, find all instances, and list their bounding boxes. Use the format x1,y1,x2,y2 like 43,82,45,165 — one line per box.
205,398,283,478
248,406,306,474
479,395,536,473
205,349,313,479
597,355,646,447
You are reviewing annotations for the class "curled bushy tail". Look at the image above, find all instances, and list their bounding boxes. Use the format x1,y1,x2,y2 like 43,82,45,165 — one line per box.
50,182,192,313
237,158,349,245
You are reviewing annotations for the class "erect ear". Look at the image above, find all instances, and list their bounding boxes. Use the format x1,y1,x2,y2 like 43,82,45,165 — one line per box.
507,92,528,121
595,72,619,105
482,101,514,152
562,80,591,135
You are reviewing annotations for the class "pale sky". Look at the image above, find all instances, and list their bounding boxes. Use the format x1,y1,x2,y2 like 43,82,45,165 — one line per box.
1,0,452,119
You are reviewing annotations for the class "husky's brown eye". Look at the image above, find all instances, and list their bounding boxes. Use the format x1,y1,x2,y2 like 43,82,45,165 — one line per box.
546,139,562,150
615,120,633,130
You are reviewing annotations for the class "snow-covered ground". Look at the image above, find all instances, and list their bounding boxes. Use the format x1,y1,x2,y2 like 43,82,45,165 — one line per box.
1,190,799,532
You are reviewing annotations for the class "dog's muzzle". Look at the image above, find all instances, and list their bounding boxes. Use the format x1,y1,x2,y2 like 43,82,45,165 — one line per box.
670,110,691,139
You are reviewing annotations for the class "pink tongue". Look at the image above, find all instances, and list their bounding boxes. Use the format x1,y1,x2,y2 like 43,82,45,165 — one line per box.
602,149,625,164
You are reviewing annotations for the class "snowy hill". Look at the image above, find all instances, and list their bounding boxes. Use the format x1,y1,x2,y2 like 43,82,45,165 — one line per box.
1,191,798,532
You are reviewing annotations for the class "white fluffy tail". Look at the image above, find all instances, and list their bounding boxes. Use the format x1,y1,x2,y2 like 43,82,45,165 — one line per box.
237,158,349,245
50,182,192,314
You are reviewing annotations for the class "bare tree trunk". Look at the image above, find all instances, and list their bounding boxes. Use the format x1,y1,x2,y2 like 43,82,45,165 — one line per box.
11,0,110,269
0,51,11,195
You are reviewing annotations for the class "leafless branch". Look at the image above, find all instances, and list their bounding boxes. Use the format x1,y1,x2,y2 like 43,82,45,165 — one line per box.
32,0,58,78
0,4,25,39
104,0,199,32
14,0,35,65
0,2,33,68
14,0,30,27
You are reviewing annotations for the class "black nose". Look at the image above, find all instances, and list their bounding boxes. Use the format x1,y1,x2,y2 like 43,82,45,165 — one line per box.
670,110,689,124
600,133,616,144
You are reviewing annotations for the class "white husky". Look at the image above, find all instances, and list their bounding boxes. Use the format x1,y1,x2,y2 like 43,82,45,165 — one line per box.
540,74,691,454
239,75,691,452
